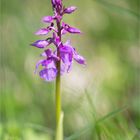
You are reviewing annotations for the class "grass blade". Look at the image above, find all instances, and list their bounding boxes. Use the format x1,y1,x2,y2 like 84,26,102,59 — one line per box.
95,0,140,19
65,126,90,140
97,105,128,124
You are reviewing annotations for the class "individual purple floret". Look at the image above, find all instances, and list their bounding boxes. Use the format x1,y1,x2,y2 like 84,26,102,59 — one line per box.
42,16,54,23
59,40,85,72
62,22,81,34
64,6,77,14
31,40,51,48
35,49,59,81
31,0,85,81
35,28,51,35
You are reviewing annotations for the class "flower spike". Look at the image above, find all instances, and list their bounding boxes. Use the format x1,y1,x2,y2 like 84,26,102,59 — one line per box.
31,0,85,81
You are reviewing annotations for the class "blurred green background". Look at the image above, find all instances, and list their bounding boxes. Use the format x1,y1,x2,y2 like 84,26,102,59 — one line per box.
0,0,140,140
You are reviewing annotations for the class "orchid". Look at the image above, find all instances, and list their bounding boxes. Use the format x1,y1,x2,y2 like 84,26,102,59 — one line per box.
31,0,85,139
31,0,85,82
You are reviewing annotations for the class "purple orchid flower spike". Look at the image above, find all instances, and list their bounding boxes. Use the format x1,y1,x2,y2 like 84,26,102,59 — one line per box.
31,0,85,81
31,0,86,138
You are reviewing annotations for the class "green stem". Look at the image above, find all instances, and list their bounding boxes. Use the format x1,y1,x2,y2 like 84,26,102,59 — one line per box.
55,61,61,125
55,20,62,127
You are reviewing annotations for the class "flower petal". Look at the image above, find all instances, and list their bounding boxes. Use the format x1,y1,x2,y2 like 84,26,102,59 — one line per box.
35,28,50,35
60,45,73,72
40,52,47,57
48,60,57,69
35,59,45,73
53,32,61,46
74,53,85,65
42,16,54,23
62,22,81,34
51,0,56,7
61,63,72,73
45,49,52,57
64,6,77,14
61,29,67,35
60,45,73,53
62,53,72,64
60,63,65,74
31,40,50,48
39,68,57,81
64,40,71,46
51,0,62,9
55,0,61,4
69,27,81,34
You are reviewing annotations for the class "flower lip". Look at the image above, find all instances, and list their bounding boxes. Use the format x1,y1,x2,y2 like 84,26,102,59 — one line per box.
39,68,58,81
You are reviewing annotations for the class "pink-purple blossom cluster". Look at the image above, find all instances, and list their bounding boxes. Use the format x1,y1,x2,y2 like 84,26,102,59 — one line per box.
31,0,85,81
